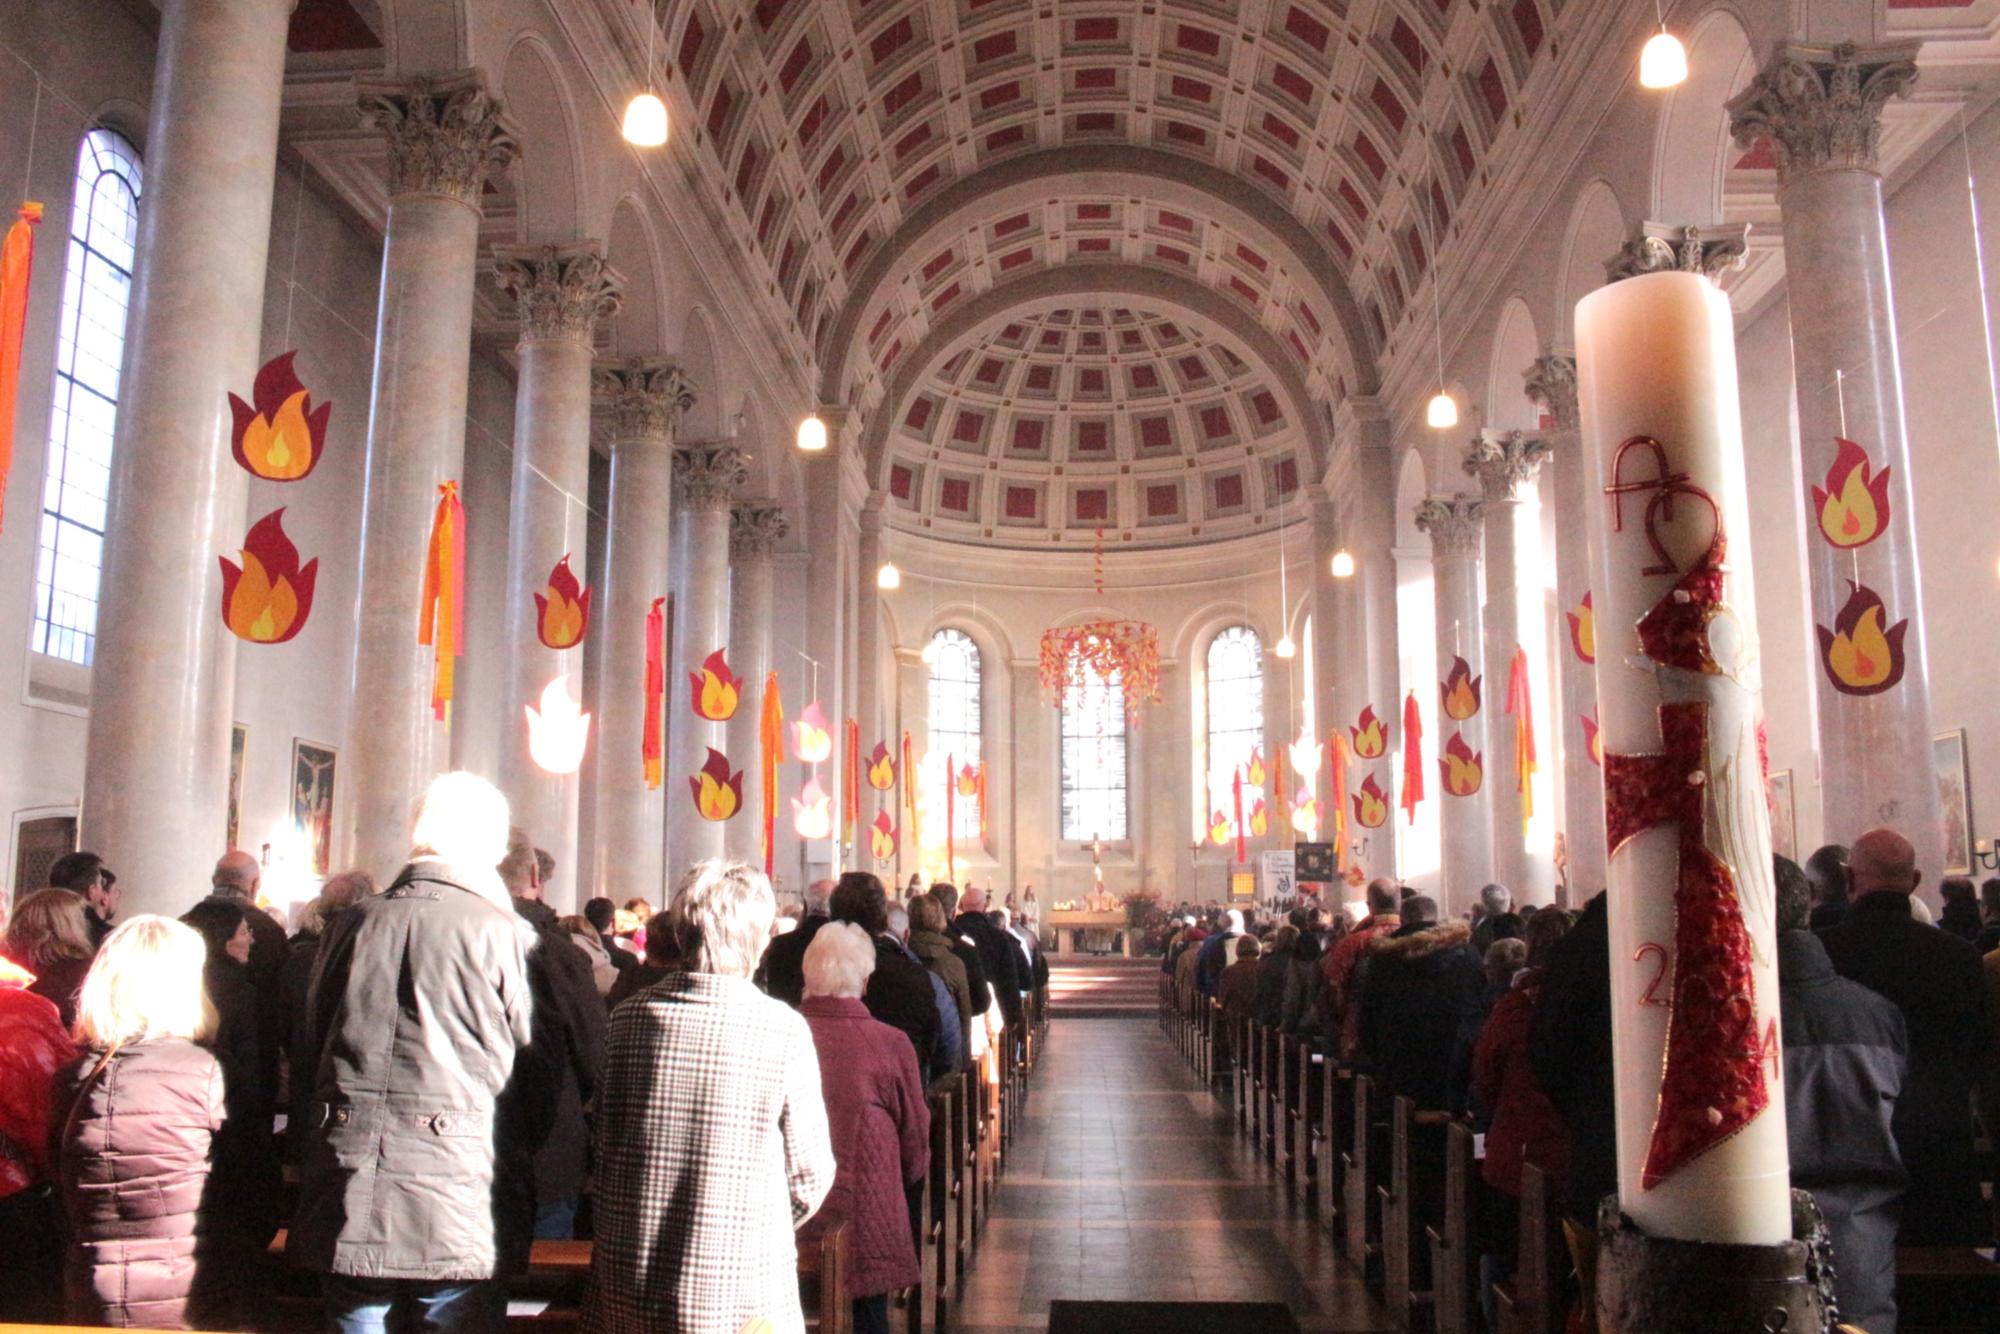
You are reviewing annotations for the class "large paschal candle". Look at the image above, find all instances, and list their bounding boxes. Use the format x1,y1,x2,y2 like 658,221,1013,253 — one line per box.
1575,270,1788,1246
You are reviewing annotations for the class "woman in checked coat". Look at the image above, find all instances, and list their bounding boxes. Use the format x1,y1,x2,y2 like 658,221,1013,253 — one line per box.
587,861,836,1334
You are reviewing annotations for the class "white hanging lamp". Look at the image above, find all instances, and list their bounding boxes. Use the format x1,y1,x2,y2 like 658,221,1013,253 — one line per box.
1639,2,1688,90
797,411,828,452
622,4,669,146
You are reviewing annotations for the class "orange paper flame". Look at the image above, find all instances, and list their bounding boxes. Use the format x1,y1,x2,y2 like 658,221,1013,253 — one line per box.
1351,705,1388,759
1816,581,1908,696
1249,798,1269,838
534,554,591,650
229,351,329,482
689,747,743,821
1246,747,1267,788
1208,811,1231,846
1812,437,1892,549
793,701,832,763
793,775,833,839
1291,788,1319,836
956,762,979,798
867,741,897,790
1567,591,1596,664
1581,711,1602,768
870,808,897,861
220,508,318,644
1441,657,1482,721
688,648,743,720
1353,774,1389,829
1441,732,1484,796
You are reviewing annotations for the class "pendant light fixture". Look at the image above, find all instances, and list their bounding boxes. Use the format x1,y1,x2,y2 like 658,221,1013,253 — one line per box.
1418,110,1457,431
1330,549,1356,579
877,561,901,590
797,411,827,452
1639,1,1689,90
621,3,669,147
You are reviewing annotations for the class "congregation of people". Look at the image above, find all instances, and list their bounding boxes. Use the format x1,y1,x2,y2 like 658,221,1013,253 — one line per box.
0,771,1047,1334
1161,825,1993,1334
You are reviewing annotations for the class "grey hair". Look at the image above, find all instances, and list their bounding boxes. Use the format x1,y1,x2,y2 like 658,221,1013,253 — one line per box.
886,905,909,939
1479,883,1512,913
803,921,877,1000
668,860,776,978
1402,893,1440,926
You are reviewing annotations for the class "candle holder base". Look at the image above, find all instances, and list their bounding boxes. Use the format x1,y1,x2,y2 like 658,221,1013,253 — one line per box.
1595,1191,1839,1333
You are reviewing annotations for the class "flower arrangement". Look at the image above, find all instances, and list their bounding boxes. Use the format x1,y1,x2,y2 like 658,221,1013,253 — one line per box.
1038,620,1163,722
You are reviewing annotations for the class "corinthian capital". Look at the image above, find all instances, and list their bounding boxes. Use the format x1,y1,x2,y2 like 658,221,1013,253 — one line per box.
1522,355,1578,434
1465,431,1552,503
357,70,518,207
674,444,750,513
1604,222,1750,284
730,503,790,562
493,242,624,344
1414,495,1485,558
593,358,695,441
1727,41,1920,181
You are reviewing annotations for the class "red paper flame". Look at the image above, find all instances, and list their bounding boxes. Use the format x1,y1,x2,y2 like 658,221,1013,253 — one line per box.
867,741,897,790
1441,731,1484,797
688,648,743,720
1811,437,1892,550
1568,591,1596,664
229,351,329,482
1815,581,1908,696
1351,705,1388,760
688,747,743,821
220,508,318,644
1353,774,1389,828
534,554,591,650
1441,656,1482,721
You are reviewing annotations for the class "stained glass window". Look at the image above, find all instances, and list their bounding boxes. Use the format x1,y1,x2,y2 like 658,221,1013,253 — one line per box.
1060,646,1128,841
926,628,982,842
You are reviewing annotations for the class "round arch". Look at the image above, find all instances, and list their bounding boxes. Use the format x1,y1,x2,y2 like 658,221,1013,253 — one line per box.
1651,9,1757,226
674,306,723,440
500,34,583,244
606,194,666,356
1485,299,1543,434
1555,180,1630,348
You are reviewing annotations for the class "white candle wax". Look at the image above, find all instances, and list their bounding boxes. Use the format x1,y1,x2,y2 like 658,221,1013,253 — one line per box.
1574,271,1789,1246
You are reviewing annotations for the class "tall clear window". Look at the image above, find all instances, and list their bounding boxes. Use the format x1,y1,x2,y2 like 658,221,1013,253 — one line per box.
34,129,143,664
1060,646,1128,841
926,628,982,842
1205,625,1265,817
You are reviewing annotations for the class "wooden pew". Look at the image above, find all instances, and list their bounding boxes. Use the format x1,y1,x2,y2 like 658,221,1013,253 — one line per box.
1343,1074,1379,1274
1425,1120,1479,1334
1319,1063,1352,1236
1894,1246,2000,1332
1293,1041,1323,1206
955,1068,976,1283
1491,1160,1564,1334
1270,1029,1293,1172
797,1215,853,1334
1378,1097,1451,1328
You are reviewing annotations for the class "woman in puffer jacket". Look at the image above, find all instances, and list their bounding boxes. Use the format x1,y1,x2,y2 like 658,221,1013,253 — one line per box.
56,915,231,1329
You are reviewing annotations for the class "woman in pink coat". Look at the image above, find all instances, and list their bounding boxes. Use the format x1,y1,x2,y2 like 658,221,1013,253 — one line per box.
797,923,931,1334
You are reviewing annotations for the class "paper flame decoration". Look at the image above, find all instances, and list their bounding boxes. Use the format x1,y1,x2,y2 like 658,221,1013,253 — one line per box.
1812,437,1892,550
793,776,833,839
793,701,832,763
1353,774,1389,829
1581,711,1603,768
1208,811,1231,846
1249,798,1269,838
956,762,980,798
1400,691,1425,824
1568,591,1596,664
1289,724,1324,780
1246,747,1267,789
1441,656,1482,721
867,741,897,790
526,674,591,774
229,351,329,482
419,482,465,721
870,808,897,861
1441,732,1484,797
1816,580,1908,696
1351,705,1388,760
1037,619,1163,722
534,554,591,650
1290,788,1319,836
643,597,666,789
689,746,743,820
220,508,318,644
688,648,742,720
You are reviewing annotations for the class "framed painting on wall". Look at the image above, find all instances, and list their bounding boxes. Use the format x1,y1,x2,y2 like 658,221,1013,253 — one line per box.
291,738,336,877
1767,769,1797,864
227,724,247,850
1935,729,1973,877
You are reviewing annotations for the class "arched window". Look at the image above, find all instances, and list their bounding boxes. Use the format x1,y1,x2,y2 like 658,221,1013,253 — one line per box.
926,628,982,842
1205,625,1265,820
34,129,143,664
1060,645,1127,842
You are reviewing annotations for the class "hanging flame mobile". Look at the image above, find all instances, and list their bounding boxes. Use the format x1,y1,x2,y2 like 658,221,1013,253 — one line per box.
526,674,591,774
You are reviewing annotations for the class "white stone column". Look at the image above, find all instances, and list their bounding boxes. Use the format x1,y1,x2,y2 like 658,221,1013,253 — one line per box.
589,360,691,902
855,501,888,864
665,443,749,875
1415,495,1492,913
1730,42,1943,861
1526,354,1608,905
724,501,788,865
1467,431,1554,904
81,0,291,916
493,243,622,910
892,646,928,884
799,424,850,883
344,72,517,884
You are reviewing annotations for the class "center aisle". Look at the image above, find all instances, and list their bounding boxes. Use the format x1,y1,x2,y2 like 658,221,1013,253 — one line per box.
950,1018,1392,1332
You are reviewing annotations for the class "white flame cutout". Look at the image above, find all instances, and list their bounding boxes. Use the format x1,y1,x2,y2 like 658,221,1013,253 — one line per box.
526,674,591,774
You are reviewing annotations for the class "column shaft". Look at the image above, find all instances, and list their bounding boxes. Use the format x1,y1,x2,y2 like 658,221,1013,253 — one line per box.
82,0,291,915
1417,497,1492,914
724,503,787,866
665,446,749,875
346,73,515,884
800,436,848,883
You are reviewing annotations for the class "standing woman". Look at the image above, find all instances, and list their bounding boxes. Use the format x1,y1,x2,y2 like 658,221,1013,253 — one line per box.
56,915,230,1327
179,898,283,1249
3,888,97,1028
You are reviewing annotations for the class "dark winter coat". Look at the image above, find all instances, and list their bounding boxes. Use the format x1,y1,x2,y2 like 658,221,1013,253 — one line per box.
56,1041,228,1328
607,961,678,1011
1528,892,1614,1222
950,933,991,1020
22,953,89,1031
1254,945,1294,1028
1217,957,1261,1026
1820,890,1990,1244
952,911,1023,1029
1280,930,1328,1038
908,928,974,1066
289,860,535,1281
860,934,945,1080
203,956,282,1246
512,901,607,1216
758,912,828,1008
279,923,328,1159
1473,969,1568,1199
1780,929,1906,1333
797,997,931,1299
1359,921,1484,1110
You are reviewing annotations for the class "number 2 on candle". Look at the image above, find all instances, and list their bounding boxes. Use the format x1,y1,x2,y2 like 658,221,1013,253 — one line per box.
1634,942,1671,1007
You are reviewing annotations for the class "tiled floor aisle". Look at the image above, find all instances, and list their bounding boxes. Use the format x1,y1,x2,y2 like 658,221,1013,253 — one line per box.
950,1018,1394,1332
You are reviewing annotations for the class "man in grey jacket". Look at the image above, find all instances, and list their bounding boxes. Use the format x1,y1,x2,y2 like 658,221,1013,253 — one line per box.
290,772,534,1334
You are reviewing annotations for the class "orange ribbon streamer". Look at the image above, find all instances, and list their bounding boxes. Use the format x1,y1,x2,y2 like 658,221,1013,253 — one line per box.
1400,690,1425,825
1233,765,1246,865
418,481,465,722
642,597,665,789
902,732,921,858
977,761,988,843
759,672,784,876
1270,747,1285,844
843,718,861,843
1330,730,1350,873
0,203,43,533
1506,645,1536,830
945,751,957,882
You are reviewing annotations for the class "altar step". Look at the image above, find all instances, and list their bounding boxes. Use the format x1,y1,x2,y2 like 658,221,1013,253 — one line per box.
1046,957,1160,1018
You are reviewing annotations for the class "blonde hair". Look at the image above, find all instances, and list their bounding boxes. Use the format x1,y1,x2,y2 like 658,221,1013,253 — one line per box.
6,888,93,967
409,771,512,871
668,860,776,978
803,922,877,1000
74,915,214,1048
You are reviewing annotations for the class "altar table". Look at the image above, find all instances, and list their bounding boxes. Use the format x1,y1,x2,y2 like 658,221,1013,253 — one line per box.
1046,909,1133,957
